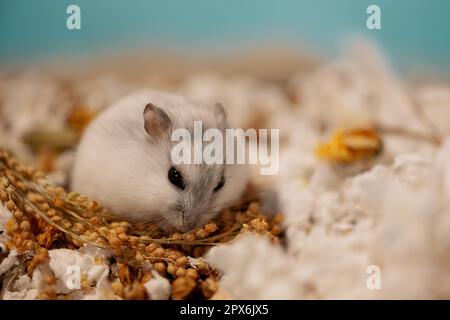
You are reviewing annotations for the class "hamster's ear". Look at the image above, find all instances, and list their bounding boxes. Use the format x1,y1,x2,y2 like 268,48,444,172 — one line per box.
143,103,172,139
214,103,227,131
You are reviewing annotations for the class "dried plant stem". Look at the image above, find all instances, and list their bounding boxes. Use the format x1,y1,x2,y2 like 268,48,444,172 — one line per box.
0,147,283,300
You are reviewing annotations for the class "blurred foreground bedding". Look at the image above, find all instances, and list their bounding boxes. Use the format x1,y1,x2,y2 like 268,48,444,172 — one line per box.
1,43,450,299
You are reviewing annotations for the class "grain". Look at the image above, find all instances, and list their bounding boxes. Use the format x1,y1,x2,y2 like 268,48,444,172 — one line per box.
172,276,196,300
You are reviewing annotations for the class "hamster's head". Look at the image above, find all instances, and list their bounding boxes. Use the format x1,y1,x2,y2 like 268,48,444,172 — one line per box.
141,102,246,232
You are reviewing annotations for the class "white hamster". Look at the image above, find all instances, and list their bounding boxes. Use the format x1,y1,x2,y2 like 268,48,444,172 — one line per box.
71,90,248,232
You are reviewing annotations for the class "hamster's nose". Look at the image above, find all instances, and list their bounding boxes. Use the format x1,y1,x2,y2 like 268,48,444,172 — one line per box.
181,217,197,232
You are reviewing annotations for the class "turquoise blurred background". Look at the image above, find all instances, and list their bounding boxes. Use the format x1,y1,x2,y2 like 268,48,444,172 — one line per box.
0,0,449,73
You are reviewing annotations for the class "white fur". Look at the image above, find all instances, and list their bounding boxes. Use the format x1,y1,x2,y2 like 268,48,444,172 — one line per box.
71,90,248,231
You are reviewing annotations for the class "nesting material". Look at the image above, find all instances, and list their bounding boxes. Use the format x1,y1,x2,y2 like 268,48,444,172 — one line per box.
1,43,450,299
0,149,282,299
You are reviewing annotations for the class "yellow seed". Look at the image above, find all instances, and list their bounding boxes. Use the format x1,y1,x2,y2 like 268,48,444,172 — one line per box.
61,219,72,229
129,236,138,245
110,222,120,228
94,256,104,265
84,230,92,237
167,253,178,261
6,186,15,196
24,240,34,251
21,231,32,239
67,191,79,201
0,189,7,201
1,177,9,187
139,235,151,242
173,250,185,259
50,215,62,222
98,226,109,234
248,202,260,214
5,200,16,211
35,194,46,203
204,222,218,234
153,262,166,274
196,261,209,271
152,247,165,257
185,232,196,242
13,210,24,220
167,263,177,275
46,209,56,217
7,157,18,167
45,276,56,285
89,217,101,226
271,225,282,236
87,201,98,211
146,243,160,253
186,268,199,280
272,213,284,224
120,221,130,228
195,229,208,239
115,226,125,234
118,264,131,285
171,232,182,239
111,281,124,296
109,235,121,246
20,220,31,231
78,195,88,203
201,277,218,299
5,171,16,183
16,181,26,192
135,253,144,263
33,248,49,264
175,267,186,277
73,239,84,247
171,277,196,300
96,238,107,246
15,238,23,248
53,197,64,207
39,202,50,211
236,214,247,223
123,282,147,300
88,232,99,242
6,219,18,233
54,187,66,196
73,223,85,234
118,233,129,241
176,256,188,267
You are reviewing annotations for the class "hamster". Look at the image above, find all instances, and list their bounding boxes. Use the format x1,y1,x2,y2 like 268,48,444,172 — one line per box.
71,90,248,232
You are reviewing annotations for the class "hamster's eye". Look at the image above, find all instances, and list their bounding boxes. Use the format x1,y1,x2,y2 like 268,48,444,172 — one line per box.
213,175,225,193
168,167,185,190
